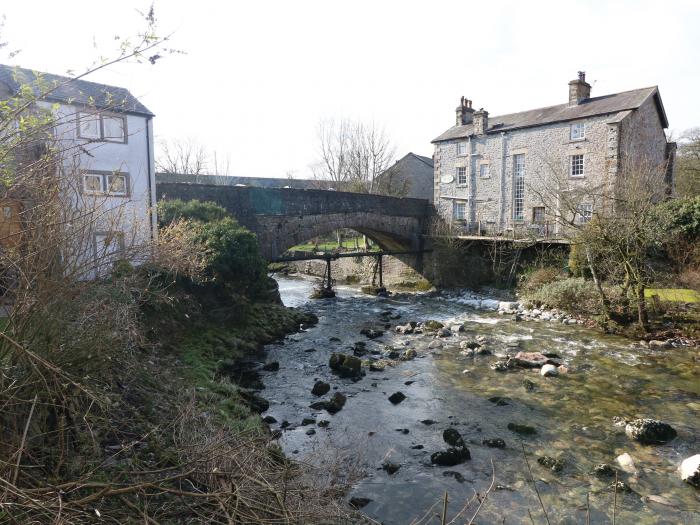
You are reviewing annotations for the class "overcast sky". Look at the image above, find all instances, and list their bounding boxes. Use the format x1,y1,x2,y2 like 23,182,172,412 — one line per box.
2,0,699,178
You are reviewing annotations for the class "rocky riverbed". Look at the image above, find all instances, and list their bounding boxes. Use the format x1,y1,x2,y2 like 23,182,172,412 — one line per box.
257,276,700,524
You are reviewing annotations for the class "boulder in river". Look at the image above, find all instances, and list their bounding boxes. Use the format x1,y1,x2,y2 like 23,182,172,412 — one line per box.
460,339,481,350
311,380,331,397
388,391,406,404
592,463,616,478
400,349,417,361
423,320,444,331
395,323,415,334
624,418,677,444
491,359,514,372
382,461,401,475
428,340,443,350
507,422,537,436
540,364,559,377
616,452,638,475
238,390,269,413
430,446,471,466
680,455,700,488
513,352,548,368
443,470,466,483
349,497,372,509
309,392,347,414
369,361,386,372
261,361,280,372
483,438,506,449
437,327,452,338
328,353,362,378
360,328,384,339
443,428,466,447
537,455,565,473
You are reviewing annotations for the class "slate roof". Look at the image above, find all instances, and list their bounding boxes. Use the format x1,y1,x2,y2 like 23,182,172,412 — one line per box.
410,152,434,168
432,86,667,143
0,64,153,116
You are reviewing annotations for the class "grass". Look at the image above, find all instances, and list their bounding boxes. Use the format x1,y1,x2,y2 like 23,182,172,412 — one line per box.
289,239,380,252
645,288,700,303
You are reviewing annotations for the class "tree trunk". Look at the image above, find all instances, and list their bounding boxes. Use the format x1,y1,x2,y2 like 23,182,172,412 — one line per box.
585,247,611,321
636,284,649,331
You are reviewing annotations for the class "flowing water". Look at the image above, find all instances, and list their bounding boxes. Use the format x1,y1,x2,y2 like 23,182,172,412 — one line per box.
262,276,700,524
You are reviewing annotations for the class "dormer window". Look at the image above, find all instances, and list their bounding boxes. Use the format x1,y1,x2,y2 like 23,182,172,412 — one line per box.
570,122,585,141
77,112,127,143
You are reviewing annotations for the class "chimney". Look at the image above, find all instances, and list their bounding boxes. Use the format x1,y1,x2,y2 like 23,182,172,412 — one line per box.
568,71,591,106
473,108,489,135
455,96,474,126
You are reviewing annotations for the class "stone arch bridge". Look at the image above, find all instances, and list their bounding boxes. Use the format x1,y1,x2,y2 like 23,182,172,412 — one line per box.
156,183,433,261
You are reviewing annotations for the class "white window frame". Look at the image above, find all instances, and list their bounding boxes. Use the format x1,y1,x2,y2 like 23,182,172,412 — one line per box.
513,154,525,221
456,166,467,186
570,122,585,141
81,171,130,197
479,163,490,179
577,203,593,224
456,142,467,156
570,154,585,178
453,201,467,221
77,111,128,143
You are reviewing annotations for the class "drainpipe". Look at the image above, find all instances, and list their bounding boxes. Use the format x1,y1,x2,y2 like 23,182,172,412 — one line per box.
145,116,156,241
467,136,472,228
499,132,507,230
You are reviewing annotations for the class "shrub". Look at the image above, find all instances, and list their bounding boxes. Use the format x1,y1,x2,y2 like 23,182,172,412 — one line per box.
523,277,601,314
519,266,561,294
158,199,228,226
657,196,700,238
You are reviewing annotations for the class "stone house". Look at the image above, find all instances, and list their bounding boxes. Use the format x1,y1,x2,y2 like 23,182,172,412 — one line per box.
375,152,435,202
0,64,156,275
431,72,675,236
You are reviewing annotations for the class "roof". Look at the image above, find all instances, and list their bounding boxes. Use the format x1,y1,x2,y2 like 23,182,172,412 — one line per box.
409,152,434,168
0,64,154,117
432,86,667,143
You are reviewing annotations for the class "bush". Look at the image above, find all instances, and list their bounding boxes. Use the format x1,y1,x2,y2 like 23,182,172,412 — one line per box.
519,266,561,294
158,199,228,226
523,277,601,314
657,196,700,238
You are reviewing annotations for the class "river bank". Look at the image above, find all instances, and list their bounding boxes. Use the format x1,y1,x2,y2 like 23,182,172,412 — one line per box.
261,275,700,524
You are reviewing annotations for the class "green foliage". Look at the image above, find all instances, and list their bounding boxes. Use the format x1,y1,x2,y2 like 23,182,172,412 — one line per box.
567,244,590,278
157,198,228,226
519,266,562,294
523,277,601,314
656,196,700,238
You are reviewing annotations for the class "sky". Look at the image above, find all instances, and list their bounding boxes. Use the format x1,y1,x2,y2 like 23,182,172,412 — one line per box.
2,0,699,179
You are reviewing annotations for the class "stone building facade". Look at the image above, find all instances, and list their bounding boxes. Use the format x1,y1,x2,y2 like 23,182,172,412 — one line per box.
431,73,675,237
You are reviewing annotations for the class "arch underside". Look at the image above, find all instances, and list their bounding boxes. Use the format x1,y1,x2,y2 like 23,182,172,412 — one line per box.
255,212,421,260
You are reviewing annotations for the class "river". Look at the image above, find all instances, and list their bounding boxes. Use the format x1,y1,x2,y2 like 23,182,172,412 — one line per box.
261,275,700,524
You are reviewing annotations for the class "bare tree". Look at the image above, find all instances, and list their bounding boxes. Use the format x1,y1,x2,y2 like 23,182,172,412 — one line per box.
312,118,395,193
156,137,231,175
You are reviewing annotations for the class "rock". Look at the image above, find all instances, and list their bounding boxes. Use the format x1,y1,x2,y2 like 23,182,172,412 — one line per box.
328,353,362,378
317,420,330,428
382,461,401,475
612,416,628,427
680,455,700,487
523,379,536,391
460,339,481,350
507,423,537,436
624,418,677,444
430,446,471,466
483,438,506,449
352,341,368,356
537,456,564,473
400,349,417,361
540,364,559,377
616,452,638,475
491,359,514,372
395,428,409,434
329,337,341,342
395,323,414,334
461,369,470,374
437,327,452,338
592,464,616,478
262,415,277,424
557,365,569,374
608,480,632,493
443,428,465,447
498,301,519,313
311,380,331,397
450,324,465,333
428,340,443,349
301,417,316,426
423,320,444,331
404,380,415,386
349,497,372,509
261,361,280,371
388,391,406,404
443,470,466,483
514,352,548,368
360,328,384,339
280,420,291,429
238,390,269,413
309,392,347,414
305,428,316,435
488,396,510,406
369,361,386,372
410,444,424,450
420,419,437,425
648,339,672,349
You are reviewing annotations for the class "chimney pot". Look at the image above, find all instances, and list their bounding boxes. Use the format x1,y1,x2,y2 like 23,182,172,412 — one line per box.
473,109,489,135
455,96,475,126
569,71,591,106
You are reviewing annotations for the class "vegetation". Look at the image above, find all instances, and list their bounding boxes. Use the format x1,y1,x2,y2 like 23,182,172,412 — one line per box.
675,128,700,197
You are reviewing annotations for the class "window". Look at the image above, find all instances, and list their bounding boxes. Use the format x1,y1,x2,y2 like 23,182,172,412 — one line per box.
95,231,125,259
453,201,467,221
570,154,585,177
513,154,525,221
570,122,585,140
577,203,593,224
456,166,467,185
77,112,127,143
82,172,129,196
532,206,545,224
457,142,467,156
479,163,489,178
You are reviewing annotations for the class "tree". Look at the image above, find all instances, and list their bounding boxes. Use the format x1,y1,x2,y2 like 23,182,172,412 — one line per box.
312,118,395,193
675,128,700,197
156,137,231,175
